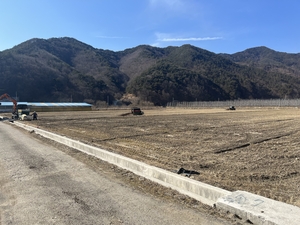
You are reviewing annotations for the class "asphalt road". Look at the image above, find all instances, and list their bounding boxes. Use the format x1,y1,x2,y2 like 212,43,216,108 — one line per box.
0,121,230,225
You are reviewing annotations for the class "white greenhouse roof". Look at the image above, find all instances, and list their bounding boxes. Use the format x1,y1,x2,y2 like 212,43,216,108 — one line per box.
0,102,92,107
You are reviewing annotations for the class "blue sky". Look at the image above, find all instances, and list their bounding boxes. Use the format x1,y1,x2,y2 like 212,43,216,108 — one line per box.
1,0,299,54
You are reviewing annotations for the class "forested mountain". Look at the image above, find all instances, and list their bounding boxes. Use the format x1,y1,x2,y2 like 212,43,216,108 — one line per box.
0,38,128,103
220,47,300,78
1,37,300,105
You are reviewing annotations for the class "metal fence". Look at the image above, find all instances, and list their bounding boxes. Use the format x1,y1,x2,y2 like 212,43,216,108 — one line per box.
166,99,300,108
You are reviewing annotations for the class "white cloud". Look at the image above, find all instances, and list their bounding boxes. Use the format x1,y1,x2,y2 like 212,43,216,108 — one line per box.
149,0,184,8
148,0,188,12
160,37,222,42
96,35,128,39
155,32,222,42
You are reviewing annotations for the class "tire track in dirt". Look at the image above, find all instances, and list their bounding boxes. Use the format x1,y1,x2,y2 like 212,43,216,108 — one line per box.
214,131,295,154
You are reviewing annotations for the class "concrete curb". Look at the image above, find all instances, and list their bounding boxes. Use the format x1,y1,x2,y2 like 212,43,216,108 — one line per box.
12,122,300,224
13,122,230,206
216,191,300,225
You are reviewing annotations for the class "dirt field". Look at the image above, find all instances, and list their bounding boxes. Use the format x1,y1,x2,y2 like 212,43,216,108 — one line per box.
19,107,300,208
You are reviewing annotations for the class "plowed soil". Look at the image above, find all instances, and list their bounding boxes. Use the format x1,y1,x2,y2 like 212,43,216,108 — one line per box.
20,107,300,208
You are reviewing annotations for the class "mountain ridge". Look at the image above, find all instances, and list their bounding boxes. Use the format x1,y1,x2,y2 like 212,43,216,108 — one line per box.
1,37,300,105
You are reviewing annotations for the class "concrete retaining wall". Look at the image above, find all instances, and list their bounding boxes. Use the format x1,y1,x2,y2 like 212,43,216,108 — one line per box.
12,122,300,224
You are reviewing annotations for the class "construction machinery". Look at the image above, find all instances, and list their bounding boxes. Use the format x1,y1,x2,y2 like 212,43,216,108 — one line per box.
227,105,236,110
0,93,18,119
131,107,144,115
17,103,31,117
0,93,31,119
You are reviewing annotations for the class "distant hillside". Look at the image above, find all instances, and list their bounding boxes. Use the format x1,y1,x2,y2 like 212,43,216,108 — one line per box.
220,46,300,77
1,38,300,105
0,38,129,103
